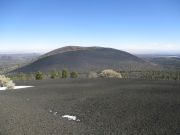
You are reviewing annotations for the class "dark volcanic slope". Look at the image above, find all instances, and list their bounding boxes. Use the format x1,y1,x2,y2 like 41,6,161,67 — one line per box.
41,46,95,58
13,46,157,73
0,79,180,135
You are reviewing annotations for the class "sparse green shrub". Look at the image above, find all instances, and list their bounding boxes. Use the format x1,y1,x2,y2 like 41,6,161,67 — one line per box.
99,69,122,78
58,71,62,78
62,69,68,78
0,75,15,89
70,71,78,78
35,71,44,80
88,71,98,78
51,71,61,79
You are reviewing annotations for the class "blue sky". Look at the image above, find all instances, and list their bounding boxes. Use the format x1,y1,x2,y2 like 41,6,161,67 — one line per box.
0,0,180,54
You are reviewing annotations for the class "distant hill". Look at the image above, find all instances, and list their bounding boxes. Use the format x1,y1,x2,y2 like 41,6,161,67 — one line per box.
136,54,180,70
12,46,159,73
0,53,40,74
149,57,180,70
0,53,40,65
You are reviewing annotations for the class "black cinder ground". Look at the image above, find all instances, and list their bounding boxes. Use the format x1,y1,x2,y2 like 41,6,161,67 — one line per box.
0,79,180,135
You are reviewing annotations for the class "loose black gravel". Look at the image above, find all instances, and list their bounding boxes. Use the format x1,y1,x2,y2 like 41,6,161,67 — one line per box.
0,78,180,135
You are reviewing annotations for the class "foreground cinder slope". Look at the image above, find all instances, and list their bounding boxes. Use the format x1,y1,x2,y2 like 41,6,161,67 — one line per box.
0,79,180,135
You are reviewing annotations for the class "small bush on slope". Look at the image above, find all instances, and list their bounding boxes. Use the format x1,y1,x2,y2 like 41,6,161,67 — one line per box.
35,71,44,80
62,69,68,78
99,69,122,78
70,71,78,78
51,71,61,79
0,75,15,89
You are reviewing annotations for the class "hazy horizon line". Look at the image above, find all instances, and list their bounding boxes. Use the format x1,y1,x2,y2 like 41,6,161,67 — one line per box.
0,47,180,55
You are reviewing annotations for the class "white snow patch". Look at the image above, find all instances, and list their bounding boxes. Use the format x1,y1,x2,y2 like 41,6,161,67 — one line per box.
13,86,34,89
49,109,53,113
0,86,34,91
62,115,80,121
0,87,6,90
